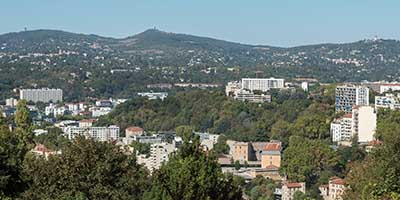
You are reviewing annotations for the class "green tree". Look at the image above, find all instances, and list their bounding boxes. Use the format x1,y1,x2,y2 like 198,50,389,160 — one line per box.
22,137,150,200
143,128,242,200
281,136,339,185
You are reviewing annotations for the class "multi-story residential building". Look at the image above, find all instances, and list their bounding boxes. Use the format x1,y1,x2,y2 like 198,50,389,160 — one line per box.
225,81,242,96
90,107,112,117
330,113,353,142
234,92,272,103
379,83,400,94
375,94,400,110
319,177,346,200
335,85,369,113
281,182,306,200
231,142,251,162
65,126,119,142
137,142,176,172
261,141,282,168
20,88,62,103
241,78,285,92
352,106,377,143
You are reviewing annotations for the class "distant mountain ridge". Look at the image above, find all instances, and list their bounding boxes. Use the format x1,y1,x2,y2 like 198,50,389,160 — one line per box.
1,29,400,81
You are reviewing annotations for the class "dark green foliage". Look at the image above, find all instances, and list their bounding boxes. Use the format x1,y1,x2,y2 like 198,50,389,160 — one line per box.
143,127,242,200
345,109,400,199
22,137,150,200
281,136,340,185
97,89,316,143
131,141,151,155
33,127,70,150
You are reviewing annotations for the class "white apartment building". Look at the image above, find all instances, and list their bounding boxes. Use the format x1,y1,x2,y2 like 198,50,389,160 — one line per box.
137,142,176,172
335,85,369,113
352,106,377,143
137,92,168,100
379,84,400,94
375,94,400,110
225,81,242,96
301,82,309,92
331,114,353,142
241,78,285,92
234,92,272,103
65,126,119,142
20,88,63,103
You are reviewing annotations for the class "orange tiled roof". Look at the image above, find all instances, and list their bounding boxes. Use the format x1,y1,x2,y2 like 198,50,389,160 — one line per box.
286,182,303,188
331,178,345,185
126,126,143,132
264,143,281,151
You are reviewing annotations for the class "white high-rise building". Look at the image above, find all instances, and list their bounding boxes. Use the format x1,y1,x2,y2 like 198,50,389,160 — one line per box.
241,78,284,92
65,126,119,142
375,94,400,110
331,114,353,142
352,106,377,143
335,85,369,113
20,88,63,103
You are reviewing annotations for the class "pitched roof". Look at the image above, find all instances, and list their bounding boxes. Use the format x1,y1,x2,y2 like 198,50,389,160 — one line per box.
286,182,304,188
330,178,345,185
264,142,281,151
126,126,143,132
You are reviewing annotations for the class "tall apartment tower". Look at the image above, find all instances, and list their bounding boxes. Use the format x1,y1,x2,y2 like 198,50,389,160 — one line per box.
241,78,284,92
20,88,63,103
335,85,369,113
352,106,377,143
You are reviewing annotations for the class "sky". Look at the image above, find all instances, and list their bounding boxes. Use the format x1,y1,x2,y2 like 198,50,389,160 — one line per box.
1,0,399,47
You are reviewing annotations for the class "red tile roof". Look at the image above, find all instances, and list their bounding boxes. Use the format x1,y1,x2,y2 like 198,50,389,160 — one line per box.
264,164,279,170
264,142,281,151
126,126,143,132
331,178,345,185
343,113,352,118
368,140,383,146
286,182,304,188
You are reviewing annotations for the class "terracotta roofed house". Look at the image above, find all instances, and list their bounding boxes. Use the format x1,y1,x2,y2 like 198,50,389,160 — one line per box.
261,141,282,168
125,126,144,137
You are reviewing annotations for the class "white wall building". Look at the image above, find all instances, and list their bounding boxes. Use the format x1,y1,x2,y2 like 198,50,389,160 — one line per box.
380,84,400,94
137,142,176,172
138,92,168,100
301,82,309,92
335,85,369,113
241,78,285,92
375,94,400,110
20,88,63,103
352,106,377,143
331,114,353,142
225,81,242,96
65,126,119,142
5,98,18,107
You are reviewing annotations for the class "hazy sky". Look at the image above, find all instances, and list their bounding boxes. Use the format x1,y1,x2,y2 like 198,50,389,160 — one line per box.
1,0,399,47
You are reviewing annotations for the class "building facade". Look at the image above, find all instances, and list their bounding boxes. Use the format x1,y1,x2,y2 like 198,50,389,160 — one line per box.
281,182,306,200
330,114,353,142
352,106,377,143
66,126,119,142
261,141,282,168
335,85,369,113
241,78,285,92
375,94,400,110
20,88,63,103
